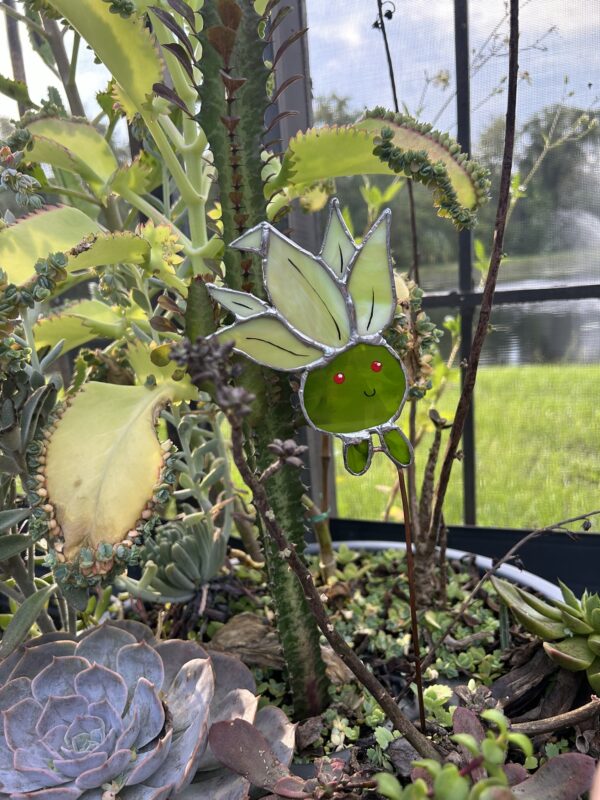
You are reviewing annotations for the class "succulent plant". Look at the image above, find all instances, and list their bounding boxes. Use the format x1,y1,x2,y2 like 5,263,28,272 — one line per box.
119,512,228,603
0,620,294,799
492,577,600,691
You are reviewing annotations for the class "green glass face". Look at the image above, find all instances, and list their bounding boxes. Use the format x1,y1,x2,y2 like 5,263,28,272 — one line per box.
303,343,406,434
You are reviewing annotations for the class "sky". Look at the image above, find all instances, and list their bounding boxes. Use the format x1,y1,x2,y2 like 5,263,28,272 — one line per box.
305,0,600,144
0,0,598,143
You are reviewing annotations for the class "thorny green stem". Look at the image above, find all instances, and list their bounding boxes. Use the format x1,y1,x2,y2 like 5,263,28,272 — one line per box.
227,415,440,760
428,0,519,542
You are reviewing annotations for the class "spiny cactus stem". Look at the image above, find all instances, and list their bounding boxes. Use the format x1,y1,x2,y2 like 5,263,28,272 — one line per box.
398,468,426,732
227,415,440,761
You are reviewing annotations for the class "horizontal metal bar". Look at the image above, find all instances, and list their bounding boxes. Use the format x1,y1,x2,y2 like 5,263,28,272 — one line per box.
422,282,600,309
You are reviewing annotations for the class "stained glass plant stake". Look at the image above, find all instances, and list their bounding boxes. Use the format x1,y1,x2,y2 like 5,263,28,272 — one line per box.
208,198,427,730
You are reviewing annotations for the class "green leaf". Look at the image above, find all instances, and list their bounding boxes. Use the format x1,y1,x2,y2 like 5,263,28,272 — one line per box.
0,74,37,110
0,533,33,560
109,152,161,196
543,637,595,671
68,231,150,271
374,726,395,750
26,118,119,198
517,586,563,621
586,657,600,692
270,110,489,219
45,0,162,117
45,380,192,562
507,733,533,758
587,634,600,656
0,508,31,534
0,206,102,286
0,582,56,658
560,609,594,635
481,709,509,734
451,733,480,756
34,299,128,354
558,579,581,611
433,766,470,800
375,773,404,800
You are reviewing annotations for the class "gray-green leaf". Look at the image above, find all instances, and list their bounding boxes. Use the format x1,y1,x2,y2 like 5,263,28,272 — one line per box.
0,582,57,658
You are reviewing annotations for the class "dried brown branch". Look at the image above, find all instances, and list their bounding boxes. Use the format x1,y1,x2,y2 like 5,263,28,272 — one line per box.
511,696,600,735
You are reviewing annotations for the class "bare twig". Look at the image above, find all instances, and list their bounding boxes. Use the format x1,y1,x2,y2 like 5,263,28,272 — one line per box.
398,468,426,731
511,696,600,735
428,0,520,543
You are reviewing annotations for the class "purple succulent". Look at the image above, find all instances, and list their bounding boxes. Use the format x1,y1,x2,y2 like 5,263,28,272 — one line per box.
0,620,292,800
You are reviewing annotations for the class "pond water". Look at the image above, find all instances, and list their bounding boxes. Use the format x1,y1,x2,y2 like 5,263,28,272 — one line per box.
420,248,600,365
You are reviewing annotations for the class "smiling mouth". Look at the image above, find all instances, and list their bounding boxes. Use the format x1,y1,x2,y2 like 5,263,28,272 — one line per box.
363,388,376,398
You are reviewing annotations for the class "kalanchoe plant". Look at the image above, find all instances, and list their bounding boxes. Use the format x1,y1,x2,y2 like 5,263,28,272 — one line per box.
492,576,600,691
0,620,294,799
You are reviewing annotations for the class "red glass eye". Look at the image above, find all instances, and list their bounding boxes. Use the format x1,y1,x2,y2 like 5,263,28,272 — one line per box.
370,360,383,372
333,372,345,384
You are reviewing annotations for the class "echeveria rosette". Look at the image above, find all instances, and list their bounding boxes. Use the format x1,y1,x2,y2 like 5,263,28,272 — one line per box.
0,620,287,800
207,198,413,476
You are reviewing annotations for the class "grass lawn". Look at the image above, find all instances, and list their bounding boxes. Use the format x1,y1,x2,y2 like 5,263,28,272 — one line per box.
334,364,600,532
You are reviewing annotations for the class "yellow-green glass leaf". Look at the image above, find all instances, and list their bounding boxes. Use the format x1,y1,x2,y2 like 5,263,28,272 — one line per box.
69,231,150,271
45,382,172,560
34,299,126,354
26,118,118,197
347,211,394,335
264,230,351,348
45,0,162,116
320,199,356,276
231,225,264,253
207,285,269,318
0,206,102,286
216,317,324,370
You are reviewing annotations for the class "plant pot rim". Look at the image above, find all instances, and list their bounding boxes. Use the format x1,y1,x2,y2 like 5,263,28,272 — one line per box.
306,539,562,602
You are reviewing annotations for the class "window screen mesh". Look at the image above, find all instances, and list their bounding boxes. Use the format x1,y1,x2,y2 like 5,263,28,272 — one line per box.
305,0,600,529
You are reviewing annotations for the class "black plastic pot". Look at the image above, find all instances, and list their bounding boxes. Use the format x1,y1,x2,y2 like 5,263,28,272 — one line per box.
326,518,599,595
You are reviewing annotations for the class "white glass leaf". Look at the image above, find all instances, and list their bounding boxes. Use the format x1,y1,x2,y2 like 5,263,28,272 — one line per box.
264,230,351,348
320,199,356,276
207,285,269,318
216,316,324,370
230,225,265,253
347,210,395,335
